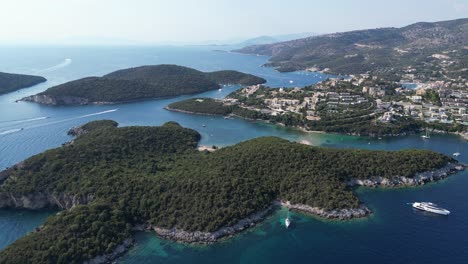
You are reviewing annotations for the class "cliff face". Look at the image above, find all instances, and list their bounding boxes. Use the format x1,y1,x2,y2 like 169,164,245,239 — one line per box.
0,192,94,210
21,94,89,106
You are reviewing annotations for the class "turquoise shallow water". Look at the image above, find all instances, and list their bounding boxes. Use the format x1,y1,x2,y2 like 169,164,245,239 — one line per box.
0,46,467,263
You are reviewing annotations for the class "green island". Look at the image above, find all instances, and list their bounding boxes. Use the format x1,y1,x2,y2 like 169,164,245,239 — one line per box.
0,71,46,95
0,120,463,263
20,65,266,105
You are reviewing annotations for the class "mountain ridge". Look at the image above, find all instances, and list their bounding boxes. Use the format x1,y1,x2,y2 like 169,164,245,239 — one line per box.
234,18,468,78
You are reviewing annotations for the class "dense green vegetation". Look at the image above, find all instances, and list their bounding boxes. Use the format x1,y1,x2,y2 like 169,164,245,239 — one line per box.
67,120,119,136
168,98,234,115
424,89,442,106
205,70,266,85
26,65,265,105
79,119,118,132
0,72,46,94
0,121,452,263
0,204,131,264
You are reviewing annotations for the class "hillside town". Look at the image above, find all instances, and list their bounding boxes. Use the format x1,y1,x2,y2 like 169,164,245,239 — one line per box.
222,74,467,137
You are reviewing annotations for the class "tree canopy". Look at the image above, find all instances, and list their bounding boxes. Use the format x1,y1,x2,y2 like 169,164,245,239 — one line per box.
0,72,46,95
0,121,453,263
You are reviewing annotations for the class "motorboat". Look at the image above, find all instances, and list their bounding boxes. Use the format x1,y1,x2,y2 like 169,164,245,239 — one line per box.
412,202,450,215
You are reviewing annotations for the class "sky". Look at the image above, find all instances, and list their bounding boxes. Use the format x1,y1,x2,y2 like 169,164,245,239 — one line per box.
0,0,467,45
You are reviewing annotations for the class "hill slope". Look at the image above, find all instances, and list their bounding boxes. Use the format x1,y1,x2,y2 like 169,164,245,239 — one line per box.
235,18,468,79
21,65,266,105
0,72,46,95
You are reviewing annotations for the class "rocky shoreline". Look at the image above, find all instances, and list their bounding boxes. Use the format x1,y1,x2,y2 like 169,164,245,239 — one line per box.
20,94,91,105
132,199,374,245
134,204,276,244
346,163,465,187
83,238,134,264
0,192,94,210
429,129,468,141
280,201,372,220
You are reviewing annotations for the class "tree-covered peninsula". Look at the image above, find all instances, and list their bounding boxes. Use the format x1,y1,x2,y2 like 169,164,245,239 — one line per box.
0,72,46,95
21,65,266,105
0,120,460,263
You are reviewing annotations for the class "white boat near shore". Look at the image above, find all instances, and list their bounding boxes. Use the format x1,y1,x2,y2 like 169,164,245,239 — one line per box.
421,128,430,139
412,202,450,215
285,217,291,228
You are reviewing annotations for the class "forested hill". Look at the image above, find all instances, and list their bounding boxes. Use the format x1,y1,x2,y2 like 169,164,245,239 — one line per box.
21,65,266,105
0,72,46,95
234,18,468,77
0,120,454,263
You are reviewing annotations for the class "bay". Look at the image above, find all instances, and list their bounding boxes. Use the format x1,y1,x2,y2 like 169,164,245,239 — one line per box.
0,46,466,263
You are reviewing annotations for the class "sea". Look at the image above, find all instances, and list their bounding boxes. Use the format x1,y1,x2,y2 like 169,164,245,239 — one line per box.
0,46,467,264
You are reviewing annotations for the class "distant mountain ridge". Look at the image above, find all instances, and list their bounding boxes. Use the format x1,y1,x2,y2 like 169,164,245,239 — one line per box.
235,32,317,46
234,18,468,78
21,65,266,105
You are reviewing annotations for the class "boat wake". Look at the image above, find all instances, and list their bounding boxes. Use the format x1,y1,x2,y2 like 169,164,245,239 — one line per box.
0,128,23,136
32,109,119,127
38,58,72,73
0,109,118,134
0,116,49,125
77,109,118,118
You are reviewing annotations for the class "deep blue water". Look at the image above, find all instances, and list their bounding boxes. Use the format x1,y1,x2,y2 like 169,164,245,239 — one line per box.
0,46,467,263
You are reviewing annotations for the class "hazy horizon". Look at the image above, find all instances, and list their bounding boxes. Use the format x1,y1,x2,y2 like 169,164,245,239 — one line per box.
1,0,467,46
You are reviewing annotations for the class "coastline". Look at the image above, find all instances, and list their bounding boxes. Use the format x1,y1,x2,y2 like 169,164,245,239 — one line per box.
1,162,465,263
346,163,465,187
19,86,223,106
280,201,371,220
135,200,372,245
165,106,420,138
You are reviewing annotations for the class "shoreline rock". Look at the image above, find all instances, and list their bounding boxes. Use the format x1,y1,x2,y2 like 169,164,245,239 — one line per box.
134,199,373,245
149,204,275,244
21,94,90,105
346,163,465,187
0,192,94,210
280,201,371,220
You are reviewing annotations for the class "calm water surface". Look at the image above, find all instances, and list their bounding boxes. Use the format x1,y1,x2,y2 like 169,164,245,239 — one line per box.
0,46,466,263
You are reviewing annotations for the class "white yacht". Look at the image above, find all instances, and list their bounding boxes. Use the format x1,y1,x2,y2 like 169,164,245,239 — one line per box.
453,152,461,157
285,217,291,228
412,202,450,215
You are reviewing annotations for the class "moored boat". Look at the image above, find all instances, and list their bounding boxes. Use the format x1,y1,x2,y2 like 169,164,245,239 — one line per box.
421,128,430,139
412,202,450,215
285,217,291,228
